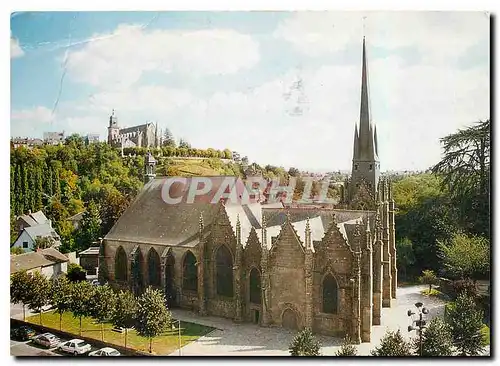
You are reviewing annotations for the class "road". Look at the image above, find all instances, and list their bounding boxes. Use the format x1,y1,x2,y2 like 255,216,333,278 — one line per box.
10,339,59,357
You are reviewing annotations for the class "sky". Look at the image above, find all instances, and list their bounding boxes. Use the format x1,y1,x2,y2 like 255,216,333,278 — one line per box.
10,11,490,172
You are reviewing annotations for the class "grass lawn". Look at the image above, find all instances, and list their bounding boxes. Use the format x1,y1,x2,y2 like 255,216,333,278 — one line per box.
26,311,214,355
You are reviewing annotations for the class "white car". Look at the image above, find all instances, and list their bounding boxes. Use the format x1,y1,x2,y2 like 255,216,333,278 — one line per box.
89,347,121,357
57,339,92,355
33,333,61,348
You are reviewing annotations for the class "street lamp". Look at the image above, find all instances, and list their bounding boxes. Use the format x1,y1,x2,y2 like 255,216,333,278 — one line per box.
172,319,181,356
407,302,429,356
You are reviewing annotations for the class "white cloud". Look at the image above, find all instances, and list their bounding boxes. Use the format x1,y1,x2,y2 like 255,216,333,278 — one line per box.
11,37,24,58
274,11,489,63
66,25,260,88
11,106,53,136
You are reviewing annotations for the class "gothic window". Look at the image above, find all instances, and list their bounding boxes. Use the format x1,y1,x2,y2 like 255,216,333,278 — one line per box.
322,274,338,314
165,254,176,306
182,251,198,292
147,248,161,287
114,246,128,282
216,245,233,297
249,268,261,304
354,164,359,171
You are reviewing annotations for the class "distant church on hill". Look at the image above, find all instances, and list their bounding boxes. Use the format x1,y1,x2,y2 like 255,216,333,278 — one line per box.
107,110,160,149
101,37,397,343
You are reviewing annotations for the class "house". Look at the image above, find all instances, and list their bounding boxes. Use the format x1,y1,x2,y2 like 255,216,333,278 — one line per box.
15,210,51,234
12,223,61,252
67,211,85,230
10,248,69,279
79,247,100,275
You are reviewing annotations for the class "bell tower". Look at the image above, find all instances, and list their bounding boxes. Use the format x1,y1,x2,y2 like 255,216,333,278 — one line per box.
350,37,380,200
107,109,120,145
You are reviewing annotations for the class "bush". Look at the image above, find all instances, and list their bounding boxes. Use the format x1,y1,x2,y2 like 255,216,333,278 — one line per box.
335,336,357,356
289,328,321,356
67,263,87,282
371,330,413,356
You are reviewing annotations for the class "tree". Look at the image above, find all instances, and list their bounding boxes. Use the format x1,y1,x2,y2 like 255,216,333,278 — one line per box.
51,275,72,330
335,336,357,356
34,236,55,250
432,120,490,238
10,270,32,321
162,128,176,148
288,167,300,177
111,290,138,349
69,280,96,336
371,329,413,356
67,263,87,282
135,287,171,354
178,138,191,149
446,292,486,356
414,317,454,356
89,284,116,341
76,199,101,251
438,233,490,282
289,328,321,356
26,271,51,325
419,270,438,293
11,247,24,255
397,238,416,281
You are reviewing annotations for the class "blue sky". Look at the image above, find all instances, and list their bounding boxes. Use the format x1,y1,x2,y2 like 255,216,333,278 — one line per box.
10,11,490,171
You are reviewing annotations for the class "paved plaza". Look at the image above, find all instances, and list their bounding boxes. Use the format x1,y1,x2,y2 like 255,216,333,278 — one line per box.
169,285,448,356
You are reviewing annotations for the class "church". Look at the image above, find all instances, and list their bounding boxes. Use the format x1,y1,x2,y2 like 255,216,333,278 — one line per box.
101,37,397,344
107,110,160,149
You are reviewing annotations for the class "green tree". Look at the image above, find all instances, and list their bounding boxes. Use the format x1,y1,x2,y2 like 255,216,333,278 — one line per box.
419,270,438,293
10,270,32,320
10,247,24,255
67,263,87,282
76,199,101,251
289,328,321,356
111,290,138,349
414,317,454,356
397,238,416,281
446,292,486,356
69,280,96,336
51,275,72,330
135,287,171,354
162,128,176,148
335,336,357,356
438,233,490,281
89,284,116,341
26,271,51,325
34,236,55,250
371,329,413,356
178,138,191,149
432,119,490,238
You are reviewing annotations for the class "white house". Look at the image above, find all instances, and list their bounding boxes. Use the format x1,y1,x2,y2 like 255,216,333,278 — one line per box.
12,223,61,252
10,248,69,279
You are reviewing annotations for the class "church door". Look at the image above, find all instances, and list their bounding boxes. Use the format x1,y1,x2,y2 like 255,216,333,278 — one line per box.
282,309,298,330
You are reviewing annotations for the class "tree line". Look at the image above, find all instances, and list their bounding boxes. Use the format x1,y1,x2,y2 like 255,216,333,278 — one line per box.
10,270,171,354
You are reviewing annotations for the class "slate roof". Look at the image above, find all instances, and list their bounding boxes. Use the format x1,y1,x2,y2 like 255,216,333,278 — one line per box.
18,210,49,227
79,247,100,256
105,178,377,250
10,248,69,274
25,223,60,242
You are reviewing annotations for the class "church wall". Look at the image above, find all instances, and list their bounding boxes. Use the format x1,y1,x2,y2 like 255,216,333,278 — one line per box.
267,224,305,329
312,231,354,336
204,210,237,319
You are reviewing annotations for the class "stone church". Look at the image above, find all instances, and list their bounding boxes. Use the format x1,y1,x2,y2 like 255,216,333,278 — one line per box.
107,110,159,149
102,37,397,343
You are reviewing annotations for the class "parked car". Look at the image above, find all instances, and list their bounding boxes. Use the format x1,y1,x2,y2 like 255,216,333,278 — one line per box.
57,339,92,355
32,333,61,348
89,347,121,356
11,326,36,341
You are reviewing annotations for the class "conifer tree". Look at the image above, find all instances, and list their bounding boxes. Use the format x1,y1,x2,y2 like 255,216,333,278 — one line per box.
415,317,454,356
371,329,413,356
289,328,321,356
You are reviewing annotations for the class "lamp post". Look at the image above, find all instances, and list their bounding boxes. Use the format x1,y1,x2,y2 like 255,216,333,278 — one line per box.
407,301,429,356
172,319,181,356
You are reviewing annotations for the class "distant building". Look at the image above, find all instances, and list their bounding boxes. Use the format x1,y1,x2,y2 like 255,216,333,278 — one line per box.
43,131,65,145
86,134,100,144
107,110,159,148
10,248,69,279
79,247,100,275
67,211,85,230
12,210,61,252
15,210,51,234
11,137,44,149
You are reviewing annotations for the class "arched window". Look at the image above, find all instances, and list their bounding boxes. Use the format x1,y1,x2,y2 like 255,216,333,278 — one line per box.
216,245,233,297
323,274,338,314
165,254,176,306
147,248,161,287
249,268,261,304
182,251,198,292
114,246,128,282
